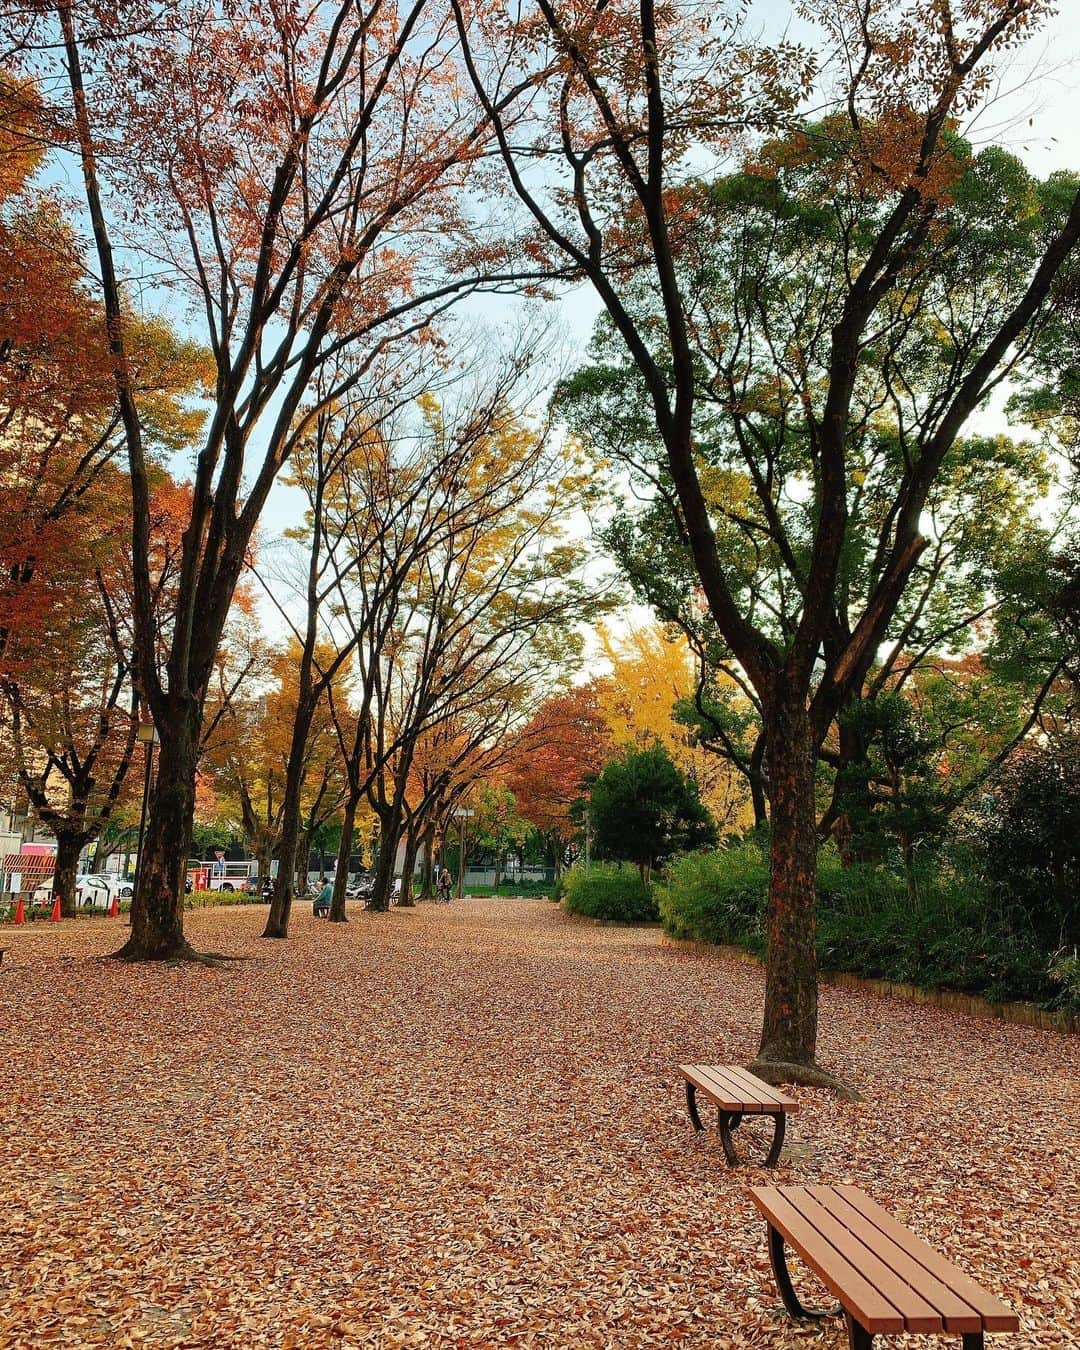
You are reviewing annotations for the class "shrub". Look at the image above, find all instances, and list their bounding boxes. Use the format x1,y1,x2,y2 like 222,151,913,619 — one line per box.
656,842,767,946
184,889,263,909
658,840,1069,1009
971,738,1080,952
562,863,658,923
0,900,59,923
1048,951,1080,1014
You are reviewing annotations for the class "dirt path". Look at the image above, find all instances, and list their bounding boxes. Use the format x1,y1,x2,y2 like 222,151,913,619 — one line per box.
0,900,1075,1347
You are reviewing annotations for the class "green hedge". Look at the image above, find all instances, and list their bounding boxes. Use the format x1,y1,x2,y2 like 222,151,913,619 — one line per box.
464,881,551,898
0,890,266,924
656,844,768,946
562,863,658,923
657,841,1077,1012
184,889,265,909
0,900,56,924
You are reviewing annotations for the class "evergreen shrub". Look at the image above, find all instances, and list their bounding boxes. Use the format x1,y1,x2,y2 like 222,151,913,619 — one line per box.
562,863,658,923
658,839,1067,1008
655,842,767,946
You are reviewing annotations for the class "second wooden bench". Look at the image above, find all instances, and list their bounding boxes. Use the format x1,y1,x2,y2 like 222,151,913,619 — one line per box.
748,1183,1020,1349
679,1064,797,1166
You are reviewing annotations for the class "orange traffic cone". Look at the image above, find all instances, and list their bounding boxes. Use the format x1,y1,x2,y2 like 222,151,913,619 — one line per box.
13,897,25,925
49,896,61,923
108,895,119,918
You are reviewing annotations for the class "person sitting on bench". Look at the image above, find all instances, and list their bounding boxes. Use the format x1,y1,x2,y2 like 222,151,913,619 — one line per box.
313,878,332,918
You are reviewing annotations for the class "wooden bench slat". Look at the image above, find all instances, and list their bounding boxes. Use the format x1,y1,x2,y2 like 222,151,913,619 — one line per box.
682,1064,763,1113
805,1187,983,1332
681,1064,753,1111
785,1188,945,1333
749,1186,906,1333
691,1065,776,1113
717,1065,797,1111
679,1064,796,1114
831,1186,1020,1333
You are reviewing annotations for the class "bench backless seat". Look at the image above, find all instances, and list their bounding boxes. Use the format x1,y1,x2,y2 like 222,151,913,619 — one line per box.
679,1064,797,1166
748,1183,1020,1349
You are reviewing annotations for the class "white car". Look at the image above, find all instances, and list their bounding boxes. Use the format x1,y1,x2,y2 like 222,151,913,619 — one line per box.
32,874,133,907
77,875,134,908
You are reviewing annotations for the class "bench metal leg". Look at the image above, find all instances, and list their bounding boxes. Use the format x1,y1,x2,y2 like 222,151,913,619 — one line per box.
718,1110,743,1166
718,1110,785,1167
768,1223,842,1321
685,1081,703,1132
961,1336,984,1350
846,1312,873,1348
763,1111,786,1167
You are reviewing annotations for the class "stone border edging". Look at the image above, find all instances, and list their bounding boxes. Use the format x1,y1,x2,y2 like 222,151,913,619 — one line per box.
658,934,1079,1036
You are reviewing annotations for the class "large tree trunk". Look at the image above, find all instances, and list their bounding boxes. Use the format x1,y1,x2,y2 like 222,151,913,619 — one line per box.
116,708,198,960
755,697,819,1071
330,790,360,923
419,824,436,899
398,831,419,907
369,805,402,912
297,831,312,894
257,841,273,887
53,828,84,919
264,701,316,939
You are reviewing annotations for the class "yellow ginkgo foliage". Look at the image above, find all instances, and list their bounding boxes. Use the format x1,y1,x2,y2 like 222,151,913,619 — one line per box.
592,623,753,836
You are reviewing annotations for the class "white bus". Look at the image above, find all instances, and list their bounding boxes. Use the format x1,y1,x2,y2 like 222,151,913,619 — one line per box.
188,859,259,892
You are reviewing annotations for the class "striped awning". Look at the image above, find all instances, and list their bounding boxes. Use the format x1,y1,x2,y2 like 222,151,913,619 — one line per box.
2,854,56,876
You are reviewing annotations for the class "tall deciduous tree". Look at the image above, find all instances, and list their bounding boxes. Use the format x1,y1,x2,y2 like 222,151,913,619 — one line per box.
453,0,1080,1085
0,467,195,912
2,1,553,958
505,685,612,875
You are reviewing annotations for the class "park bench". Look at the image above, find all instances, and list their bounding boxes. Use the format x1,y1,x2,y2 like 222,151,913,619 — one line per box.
748,1183,1020,1350
679,1064,796,1166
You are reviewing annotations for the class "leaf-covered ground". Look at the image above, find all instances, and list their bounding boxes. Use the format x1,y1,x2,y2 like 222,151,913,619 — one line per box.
0,900,1076,1348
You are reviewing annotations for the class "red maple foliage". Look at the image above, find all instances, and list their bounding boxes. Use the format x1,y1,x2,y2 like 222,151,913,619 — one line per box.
506,685,612,854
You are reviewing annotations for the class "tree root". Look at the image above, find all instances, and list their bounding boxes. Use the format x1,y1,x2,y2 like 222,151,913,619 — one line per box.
110,938,245,967
748,1058,862,1101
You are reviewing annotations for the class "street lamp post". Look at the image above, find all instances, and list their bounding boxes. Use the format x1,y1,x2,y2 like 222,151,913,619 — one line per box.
133,722,159,903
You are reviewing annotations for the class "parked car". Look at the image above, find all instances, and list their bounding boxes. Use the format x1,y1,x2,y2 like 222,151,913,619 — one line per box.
78,875,134,908
34,874,134,908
